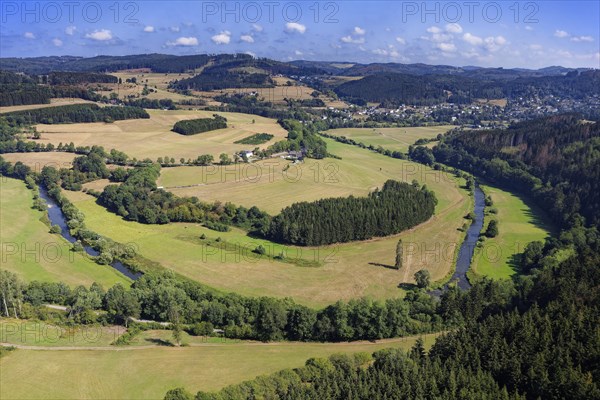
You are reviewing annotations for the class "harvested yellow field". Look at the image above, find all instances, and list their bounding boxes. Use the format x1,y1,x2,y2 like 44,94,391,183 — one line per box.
1,152,77,171
33,109,287,160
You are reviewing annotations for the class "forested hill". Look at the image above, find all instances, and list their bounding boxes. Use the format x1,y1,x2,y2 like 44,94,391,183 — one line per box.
0,53,327,76
334,70,600,105
431,114,600,226
447,114,600,170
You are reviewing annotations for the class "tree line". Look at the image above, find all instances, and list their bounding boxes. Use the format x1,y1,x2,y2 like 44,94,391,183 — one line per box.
268,180,437,246
3,104,149,125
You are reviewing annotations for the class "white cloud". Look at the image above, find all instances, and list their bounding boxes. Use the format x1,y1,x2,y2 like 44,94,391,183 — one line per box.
167,36,199,46
571,35,594,42
396,37,406,45
211,31,231,44
170,26,180,33
494,36,507,45
354,26,366,35
373,48,389,56
252,23,263,32
554,30,569,38
85,29,113,41
431,33,452,43
427,26,441,33
445,23,463,34
525,26,534,31
295,50,303,56
463,32,483,45
529,44,543,50
144,26,155,33
65,26,76,35
240,35,254,43
484,36,507,52
341,35,365,44
438,42,457,52
285,22,306,34
52,38,63,47
24,32,35,39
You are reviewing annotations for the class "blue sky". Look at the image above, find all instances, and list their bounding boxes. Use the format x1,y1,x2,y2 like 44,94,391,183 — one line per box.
1,1,598,68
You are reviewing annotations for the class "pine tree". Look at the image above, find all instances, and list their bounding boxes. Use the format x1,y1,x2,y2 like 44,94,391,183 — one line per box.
395,239,403,269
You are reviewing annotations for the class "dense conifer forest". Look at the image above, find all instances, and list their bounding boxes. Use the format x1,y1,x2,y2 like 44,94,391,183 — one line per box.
268,180,437,245
172,115,228,135
430,114,600,226
3,104,149,125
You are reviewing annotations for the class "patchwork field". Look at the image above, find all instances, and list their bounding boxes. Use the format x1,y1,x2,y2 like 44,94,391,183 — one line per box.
33,109,287,160
0,332,440,400
471,185,555,279
195,77,317,105
326,125,455,153
96,71,199,102
0,178,130,287
64,140,470,307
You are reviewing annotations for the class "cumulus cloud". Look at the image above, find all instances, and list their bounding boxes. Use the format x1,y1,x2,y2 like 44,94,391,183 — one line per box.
571,35,594,42
252,23,263,32
446,23,463,33
341,35,365,44
170,26,180,33
144,26,155,33
240,35,254,43
438,42,457,52
24,32,35,39
427,26,441,34
52,38,63,47
463,32,483,46
484,36,507,52
167,36,199,46
285,22,306,34
65,26,76,35
396,37,406,45
354,26,366,35
211,31,231,44
295,50,303,56
554,30,569,38
85,29,113,41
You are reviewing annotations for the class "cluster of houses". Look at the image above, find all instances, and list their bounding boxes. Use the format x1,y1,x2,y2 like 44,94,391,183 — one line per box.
237,149,305,163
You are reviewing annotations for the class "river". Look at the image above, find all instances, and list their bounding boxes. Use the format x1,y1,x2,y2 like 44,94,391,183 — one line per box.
429,184,485,295
38,186,142,281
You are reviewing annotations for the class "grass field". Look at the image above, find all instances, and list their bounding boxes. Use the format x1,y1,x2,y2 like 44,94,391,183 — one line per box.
0,319,124,347
0,332,440,399
159,138,462,214
471,185,555,279
64,139,470,307
34,109,287,160
326,125,455,153
0,178,130,287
